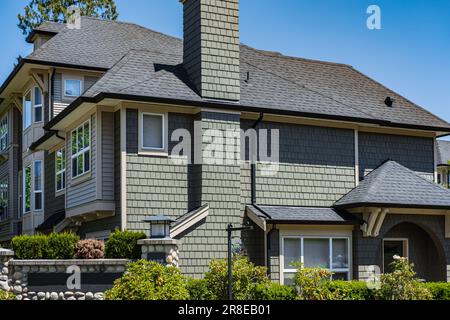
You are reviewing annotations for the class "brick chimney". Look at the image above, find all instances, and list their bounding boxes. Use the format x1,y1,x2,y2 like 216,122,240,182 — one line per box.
180,0,240,101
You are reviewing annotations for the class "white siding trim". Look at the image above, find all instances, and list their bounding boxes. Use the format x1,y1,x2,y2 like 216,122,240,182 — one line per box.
354,129,359,186
120,107,127,231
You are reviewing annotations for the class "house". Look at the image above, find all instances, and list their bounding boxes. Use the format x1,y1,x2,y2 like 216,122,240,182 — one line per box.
1,0,450,282
436,140,450,188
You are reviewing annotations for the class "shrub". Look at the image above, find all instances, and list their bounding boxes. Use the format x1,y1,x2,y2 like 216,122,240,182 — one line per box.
75,239,105,259
105,230,146,259
293,265,339,300
46,232,79,259
104,260,189,300
204,255,268,300
186,278,213,300
424,282,450,300
376,256,432,300
325,280,374,300
0,290,15,300
249,282,297,300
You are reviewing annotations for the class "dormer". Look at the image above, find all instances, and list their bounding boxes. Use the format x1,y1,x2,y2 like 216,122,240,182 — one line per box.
25,22,64,51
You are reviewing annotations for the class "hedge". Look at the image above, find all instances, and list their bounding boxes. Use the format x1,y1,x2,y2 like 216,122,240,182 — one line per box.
11,233,79,259
249,282,297,300
325,281,374,300
424,282,450,300
105,230,146,259
0,290,15,301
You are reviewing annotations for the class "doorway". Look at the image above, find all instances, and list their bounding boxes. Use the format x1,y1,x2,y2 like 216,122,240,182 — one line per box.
383,238,408,273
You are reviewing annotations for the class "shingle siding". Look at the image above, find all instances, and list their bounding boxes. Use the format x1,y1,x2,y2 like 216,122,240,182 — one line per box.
43,150,65,221
101,112,115,201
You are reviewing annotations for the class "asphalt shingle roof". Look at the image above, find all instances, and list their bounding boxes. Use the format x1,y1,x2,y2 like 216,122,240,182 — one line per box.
20,17,450,131
248,205,359,224
334,160,450,209
436,140,450,165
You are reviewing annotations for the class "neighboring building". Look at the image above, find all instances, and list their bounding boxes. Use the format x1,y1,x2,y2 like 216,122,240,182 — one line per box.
436,140,450,188
1,0,450,282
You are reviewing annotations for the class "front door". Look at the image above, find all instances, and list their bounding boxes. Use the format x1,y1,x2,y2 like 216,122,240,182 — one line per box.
383,240,406,273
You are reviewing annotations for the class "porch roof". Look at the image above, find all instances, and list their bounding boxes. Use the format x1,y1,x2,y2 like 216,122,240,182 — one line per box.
334,160,450,210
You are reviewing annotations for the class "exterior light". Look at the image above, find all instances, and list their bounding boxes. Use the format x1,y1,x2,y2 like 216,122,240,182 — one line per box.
143,215,175,239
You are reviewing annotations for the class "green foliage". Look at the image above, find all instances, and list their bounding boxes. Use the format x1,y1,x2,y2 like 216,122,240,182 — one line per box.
204,255,268,300
0,290,15,301
249,282,297,300
11,232,79,259
423,283,450,300
325,280,374,300
105,260,189,300
293,264,339,300
75,239,105,259
376,256,432,300
18,0,119,36
104,230,146,259
186,278,213,300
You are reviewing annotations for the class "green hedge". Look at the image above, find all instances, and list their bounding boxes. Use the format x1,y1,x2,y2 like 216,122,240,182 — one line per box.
425,283,450,300
105,230,146,259
186,278,213,300
11,233,79,259
249,282,297,300
325,281,374,300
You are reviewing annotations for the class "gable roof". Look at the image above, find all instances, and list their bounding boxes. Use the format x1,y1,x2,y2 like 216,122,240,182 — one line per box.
4,16,450,133
333,160,450,209
436,140,450,166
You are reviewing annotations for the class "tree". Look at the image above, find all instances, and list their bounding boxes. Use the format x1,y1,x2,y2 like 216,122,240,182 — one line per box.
18,0,119,37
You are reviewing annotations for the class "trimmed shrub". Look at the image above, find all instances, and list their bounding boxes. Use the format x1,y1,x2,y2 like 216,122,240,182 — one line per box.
105,260,189,300
250,282,297,300
424,282,450,300
186,278,213,300
46,232,79,259
11,234,48,259
105,230,146,259
0,290,15,300
204,255,268,300
75,239,105,259
293,265,339,300
325,280,374,300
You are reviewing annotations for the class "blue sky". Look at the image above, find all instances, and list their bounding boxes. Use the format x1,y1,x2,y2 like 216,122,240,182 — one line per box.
1,0,449,128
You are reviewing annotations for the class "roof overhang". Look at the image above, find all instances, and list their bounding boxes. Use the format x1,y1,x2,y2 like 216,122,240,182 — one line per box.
170,204,210,238
29,130,65,152
26,30,58,43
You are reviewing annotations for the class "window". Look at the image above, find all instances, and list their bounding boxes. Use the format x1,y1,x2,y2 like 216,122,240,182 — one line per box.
282,236,350,285
140,112,165,151
64,79,82,97
23,91,32,129
24,165,31,213
71,120,90,178
55,147,66,192
34,87,43,122
0,114,7,151
34,161,43,210
438,173,442,185
0,178,8,221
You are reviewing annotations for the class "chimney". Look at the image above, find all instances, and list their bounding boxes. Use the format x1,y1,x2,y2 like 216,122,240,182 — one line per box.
180,0,240,101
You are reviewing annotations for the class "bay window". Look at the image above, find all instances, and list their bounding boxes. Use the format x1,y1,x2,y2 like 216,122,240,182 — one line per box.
0,178,8,221
0,114,7,151
34,161,43,210
140,112,165,151
71,120,90,178
282,236,350,285
24,165,31,213
55,147,66,192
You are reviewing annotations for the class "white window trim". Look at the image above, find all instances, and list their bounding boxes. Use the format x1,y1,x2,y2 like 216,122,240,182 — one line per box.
0,177,8,222
382,238,409,273
34,160,43,211
71,119,91,179
23,164,32,214
33,86,43,123
55,147,66,193
280,235,352,284
139,112,168,155
63,76,83,98
0,113,8,151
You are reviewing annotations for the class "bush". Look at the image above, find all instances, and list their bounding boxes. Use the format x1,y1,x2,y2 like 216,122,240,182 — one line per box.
75,239,105,259
0,290,15,300
11,233,79,259
424,282,450,300
376,256,432,300
249,282,297,300
204,255,268,300
325,280,374,300
293,265,339,300
105,260,189,300
105,230,146,259
186,278,213,300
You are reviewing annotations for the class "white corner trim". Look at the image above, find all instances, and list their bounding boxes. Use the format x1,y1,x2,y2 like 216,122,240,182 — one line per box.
354,129,359,186
170,204,210,238
120,107,127,231
246,206,267,231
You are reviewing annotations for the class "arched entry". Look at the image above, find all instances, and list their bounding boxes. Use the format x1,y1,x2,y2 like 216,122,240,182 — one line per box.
382,222,446,282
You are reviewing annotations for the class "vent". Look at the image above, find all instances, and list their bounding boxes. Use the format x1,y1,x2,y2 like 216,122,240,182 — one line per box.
384,96,394,107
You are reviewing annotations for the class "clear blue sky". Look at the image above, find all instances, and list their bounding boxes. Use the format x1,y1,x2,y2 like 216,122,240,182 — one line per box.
1,0,449,127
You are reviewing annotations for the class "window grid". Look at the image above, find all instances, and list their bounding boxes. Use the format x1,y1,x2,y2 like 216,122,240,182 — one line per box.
0,114,8,151
0,178,8,221
55,147,66,192
71,120,91,178
34,161,43,211
24,165,31,214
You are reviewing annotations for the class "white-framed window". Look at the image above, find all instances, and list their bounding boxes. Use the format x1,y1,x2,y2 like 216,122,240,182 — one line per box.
282,236,351,285
139,112,166,151
55,147,66,192
23,90,32,129
34,86,43,122
34,160,43,211
0,178,8,222
71,120,90,178
24,165,31,214
0,114,8,151
64,78,82,97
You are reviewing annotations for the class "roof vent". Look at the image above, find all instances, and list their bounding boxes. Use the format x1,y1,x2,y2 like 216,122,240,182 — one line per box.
384,96,394,107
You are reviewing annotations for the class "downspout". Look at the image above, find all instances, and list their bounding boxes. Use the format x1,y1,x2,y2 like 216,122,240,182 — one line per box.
251,112,264,205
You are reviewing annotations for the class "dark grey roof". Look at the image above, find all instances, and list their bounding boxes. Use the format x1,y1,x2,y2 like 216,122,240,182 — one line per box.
334,160,450,209
436,140,450,165
249,205,359,224
15,17,450,131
